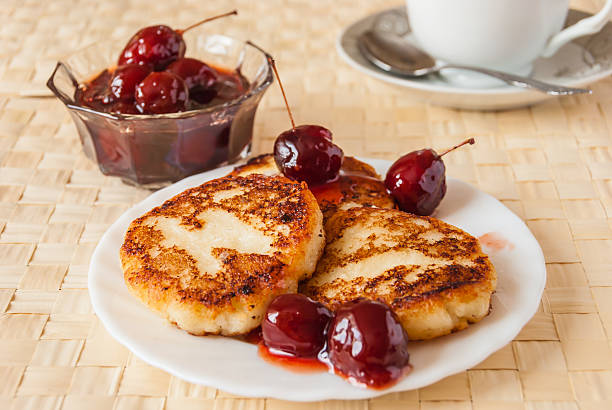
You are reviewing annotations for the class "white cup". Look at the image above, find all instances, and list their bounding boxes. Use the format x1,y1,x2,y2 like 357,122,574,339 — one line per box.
405,0,612,75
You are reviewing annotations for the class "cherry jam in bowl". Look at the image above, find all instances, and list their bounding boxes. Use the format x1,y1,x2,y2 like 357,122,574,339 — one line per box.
47,34,273,188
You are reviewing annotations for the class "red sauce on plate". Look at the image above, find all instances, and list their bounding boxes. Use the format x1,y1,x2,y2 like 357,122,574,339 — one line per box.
479,232,514,251
258,344,328,373
240,326,327,373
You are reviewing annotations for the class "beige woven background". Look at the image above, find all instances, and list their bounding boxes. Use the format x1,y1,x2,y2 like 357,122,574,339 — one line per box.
1,0,612,409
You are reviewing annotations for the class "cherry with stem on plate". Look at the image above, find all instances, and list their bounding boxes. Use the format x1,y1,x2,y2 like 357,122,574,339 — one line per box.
118,10,238,70
135,71,189,114
384,138,475,216
246,41,344,186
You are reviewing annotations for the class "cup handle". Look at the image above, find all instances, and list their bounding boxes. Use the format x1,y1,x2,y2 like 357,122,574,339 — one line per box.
540,0,612,58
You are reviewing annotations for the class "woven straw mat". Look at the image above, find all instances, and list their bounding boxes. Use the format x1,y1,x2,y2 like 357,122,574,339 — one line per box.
1,0,612,409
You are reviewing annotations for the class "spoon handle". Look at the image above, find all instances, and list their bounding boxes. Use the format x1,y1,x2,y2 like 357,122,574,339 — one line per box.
442,64,591,95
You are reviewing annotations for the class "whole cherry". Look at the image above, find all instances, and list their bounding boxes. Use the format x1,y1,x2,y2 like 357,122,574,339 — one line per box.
118,25,184,71
135,71,189,114
118,10,237,70
248,42,344,186
262,294,333,358
385,138,475,216
166,57,218,104
327,299,411,388
274,125,344,186
109,64,151,102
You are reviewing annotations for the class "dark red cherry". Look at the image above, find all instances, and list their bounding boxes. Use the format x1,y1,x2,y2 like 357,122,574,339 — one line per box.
117,11,237,71
327,299,410,388
258,50,345,185
385,148,445,216
110,64,151,102
213,70,248,101
166,58,218,104
118,25,185,71
262,294,332,358
135,71,189,114
274,125,344,186
385,138,475,216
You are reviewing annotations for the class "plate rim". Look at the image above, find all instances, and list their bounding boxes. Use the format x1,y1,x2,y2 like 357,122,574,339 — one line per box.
336,6,612,96
88,158,546,401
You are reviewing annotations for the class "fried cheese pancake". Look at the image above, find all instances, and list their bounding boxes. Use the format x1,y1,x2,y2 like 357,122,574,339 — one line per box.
301,207,496,340
121,174,325,336
229,154,395,220
229,153,280,178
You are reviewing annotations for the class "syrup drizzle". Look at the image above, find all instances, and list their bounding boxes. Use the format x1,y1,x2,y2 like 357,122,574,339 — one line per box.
309,171,385,205
478,232,515,251
258,344,328,373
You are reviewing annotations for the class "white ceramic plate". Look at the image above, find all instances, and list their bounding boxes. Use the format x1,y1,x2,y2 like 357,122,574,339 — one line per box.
89,158,546,401
337,7,612,110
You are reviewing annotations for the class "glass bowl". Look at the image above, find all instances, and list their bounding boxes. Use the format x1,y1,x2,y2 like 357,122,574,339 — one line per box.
47,34,273,188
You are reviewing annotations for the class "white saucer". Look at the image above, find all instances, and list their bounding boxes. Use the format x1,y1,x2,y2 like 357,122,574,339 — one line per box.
88,158,546,401
337,7,612,110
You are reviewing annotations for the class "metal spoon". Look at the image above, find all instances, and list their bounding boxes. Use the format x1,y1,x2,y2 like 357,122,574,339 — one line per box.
358,30,591,95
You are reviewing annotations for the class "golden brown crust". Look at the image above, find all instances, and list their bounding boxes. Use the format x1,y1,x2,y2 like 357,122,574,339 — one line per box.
228,154,280,177
311,173,395,220
339,156,380,178
121,174,324,335
301,207,496,340
229,154,396,220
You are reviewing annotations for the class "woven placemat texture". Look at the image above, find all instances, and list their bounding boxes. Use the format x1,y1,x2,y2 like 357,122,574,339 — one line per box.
1,0,612,409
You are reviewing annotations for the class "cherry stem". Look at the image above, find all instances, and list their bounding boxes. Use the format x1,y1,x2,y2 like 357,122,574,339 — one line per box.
439,138,475,157
265,55,296,130
176,10,238,35
246,41,295,130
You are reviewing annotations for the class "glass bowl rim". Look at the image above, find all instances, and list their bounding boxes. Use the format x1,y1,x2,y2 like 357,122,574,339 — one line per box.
47,34,274,121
